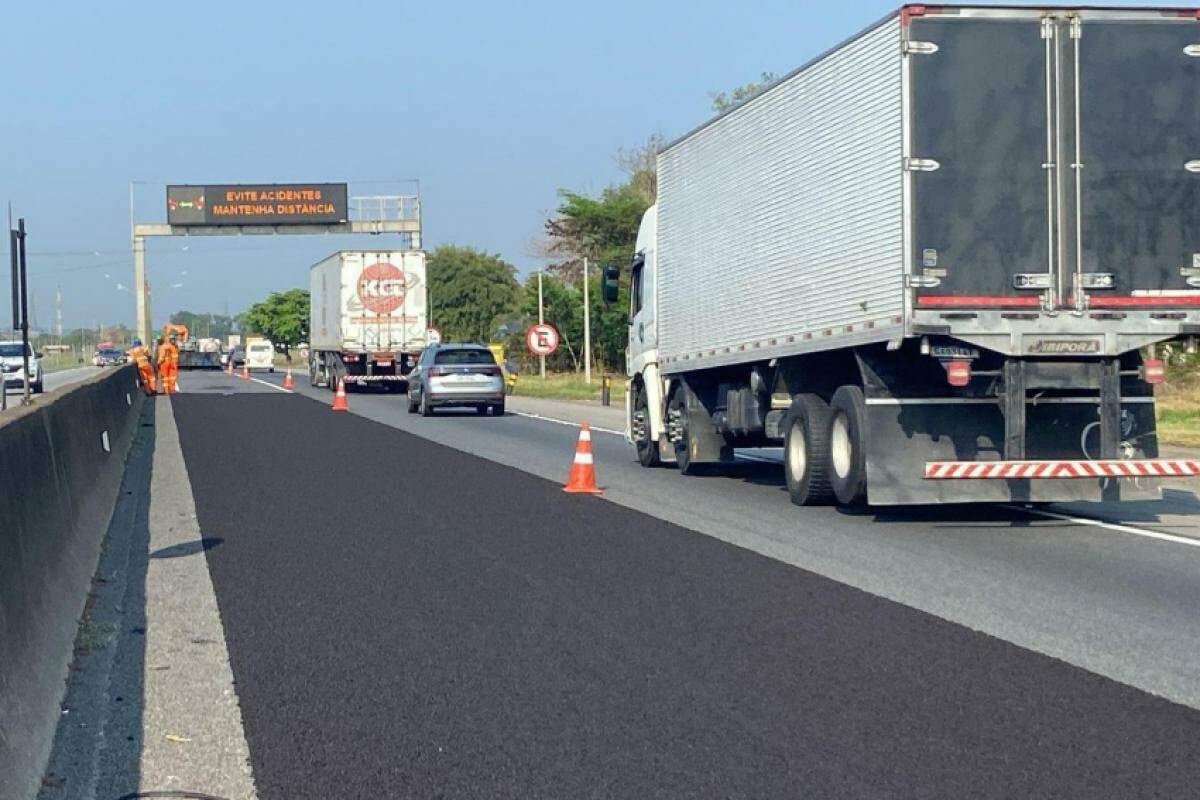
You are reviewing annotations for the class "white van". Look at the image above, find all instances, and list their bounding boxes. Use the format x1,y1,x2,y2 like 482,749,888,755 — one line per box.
245,340,275,372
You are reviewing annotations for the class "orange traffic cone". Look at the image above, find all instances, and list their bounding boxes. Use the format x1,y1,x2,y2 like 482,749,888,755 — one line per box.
283,369,295,390
241,364,249,380
563,423,602,494
226,361,233,376
331,378,349,412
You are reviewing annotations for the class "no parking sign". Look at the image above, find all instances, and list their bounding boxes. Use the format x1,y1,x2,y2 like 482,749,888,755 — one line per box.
526,323,559,356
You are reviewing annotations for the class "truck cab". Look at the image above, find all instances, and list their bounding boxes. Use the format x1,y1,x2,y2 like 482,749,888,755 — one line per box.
625,205,670,466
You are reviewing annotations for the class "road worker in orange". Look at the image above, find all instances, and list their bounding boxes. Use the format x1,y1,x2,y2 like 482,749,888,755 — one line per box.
127,338,156,395
156,334,180,394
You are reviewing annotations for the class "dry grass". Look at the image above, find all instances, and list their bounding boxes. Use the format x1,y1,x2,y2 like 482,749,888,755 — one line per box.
507,371,626,403
1157,368,1200,448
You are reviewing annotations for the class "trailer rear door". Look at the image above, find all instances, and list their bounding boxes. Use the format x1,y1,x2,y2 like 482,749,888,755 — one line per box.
909,17,1052,308
1076,18,1200,308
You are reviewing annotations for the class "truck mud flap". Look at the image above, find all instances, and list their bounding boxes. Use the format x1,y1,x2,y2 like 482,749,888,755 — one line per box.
863,400,1163,506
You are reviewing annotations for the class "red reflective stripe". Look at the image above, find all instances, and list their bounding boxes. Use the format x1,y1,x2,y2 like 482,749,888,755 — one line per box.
916,295,1041,308
1088,295,1200,307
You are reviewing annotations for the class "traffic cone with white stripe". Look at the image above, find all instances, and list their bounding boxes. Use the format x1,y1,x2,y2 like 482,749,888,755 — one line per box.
563,423,602,494
241,364,249,380
331,378,349,412
283,369,295,390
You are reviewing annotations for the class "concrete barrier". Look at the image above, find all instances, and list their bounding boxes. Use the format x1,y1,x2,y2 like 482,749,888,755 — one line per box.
0,367,145,800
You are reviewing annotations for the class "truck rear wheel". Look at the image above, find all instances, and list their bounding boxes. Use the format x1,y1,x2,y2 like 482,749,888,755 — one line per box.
784,394,834,506
828,385,868,506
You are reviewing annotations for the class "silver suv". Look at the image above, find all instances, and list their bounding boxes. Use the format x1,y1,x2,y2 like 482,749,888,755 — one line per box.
406,343,505,417
1,341,44,393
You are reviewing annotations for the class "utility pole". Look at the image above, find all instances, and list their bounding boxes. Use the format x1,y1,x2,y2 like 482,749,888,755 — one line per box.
11,219,30,404
582,257,592,384
537,270,545,380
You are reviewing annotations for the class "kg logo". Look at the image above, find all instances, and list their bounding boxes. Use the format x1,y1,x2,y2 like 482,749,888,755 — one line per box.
357,262,409,314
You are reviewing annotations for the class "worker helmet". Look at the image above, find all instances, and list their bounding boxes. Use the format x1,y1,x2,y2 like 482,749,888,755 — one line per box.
132,338,141,346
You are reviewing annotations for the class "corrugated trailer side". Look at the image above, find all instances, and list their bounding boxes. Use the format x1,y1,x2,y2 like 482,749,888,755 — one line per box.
309,253,343,353
657,15,905,373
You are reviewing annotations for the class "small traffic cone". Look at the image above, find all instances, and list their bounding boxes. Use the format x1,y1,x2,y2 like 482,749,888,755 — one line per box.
563,423,602,494
331,378,349,411
241,364,249,380
283,369,295,390
226,361,233,376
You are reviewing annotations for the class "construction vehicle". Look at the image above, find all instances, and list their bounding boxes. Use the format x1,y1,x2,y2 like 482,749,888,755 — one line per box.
162,323,221,370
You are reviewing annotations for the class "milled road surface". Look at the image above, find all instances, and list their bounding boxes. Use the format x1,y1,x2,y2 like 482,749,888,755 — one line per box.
170,373,1200,798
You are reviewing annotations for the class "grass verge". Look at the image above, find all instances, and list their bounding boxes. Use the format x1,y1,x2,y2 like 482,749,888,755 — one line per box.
1157,371,1200,448
508,371,626,403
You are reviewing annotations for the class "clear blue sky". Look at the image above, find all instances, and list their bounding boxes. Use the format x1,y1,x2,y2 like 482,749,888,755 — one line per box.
0,0,1138,332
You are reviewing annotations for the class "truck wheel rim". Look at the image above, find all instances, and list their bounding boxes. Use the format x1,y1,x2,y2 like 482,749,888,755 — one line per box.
831,413,853,479
787,420,807,482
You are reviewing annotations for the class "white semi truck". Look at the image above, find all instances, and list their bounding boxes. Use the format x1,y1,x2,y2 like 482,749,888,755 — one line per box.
309,250,427,390
607,5,1200,506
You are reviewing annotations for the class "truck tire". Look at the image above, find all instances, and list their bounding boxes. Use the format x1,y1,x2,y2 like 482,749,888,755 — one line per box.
783,394,834,506
828,385,868,506
669,384,726,475
632,381,661,468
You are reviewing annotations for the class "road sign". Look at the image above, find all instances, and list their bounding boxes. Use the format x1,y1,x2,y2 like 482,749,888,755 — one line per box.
426,327,442,346
166,183,348,226
526,323,559,356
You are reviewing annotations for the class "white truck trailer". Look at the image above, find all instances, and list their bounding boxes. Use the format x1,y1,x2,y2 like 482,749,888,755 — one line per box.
607,5,1200,506
309,250,427,390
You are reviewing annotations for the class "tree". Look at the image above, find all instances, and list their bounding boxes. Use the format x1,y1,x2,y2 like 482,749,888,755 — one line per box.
168,310,237,340
709,71,778,113
427,245,521,343
243,289,310,355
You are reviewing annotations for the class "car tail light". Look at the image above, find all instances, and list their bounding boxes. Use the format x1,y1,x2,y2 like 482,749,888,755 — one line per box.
946,360,971,387
428,366,448,377
483,366,502,376
1143,359,1165,385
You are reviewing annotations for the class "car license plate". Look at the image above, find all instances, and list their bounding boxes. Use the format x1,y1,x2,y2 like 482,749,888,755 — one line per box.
376,360,393,367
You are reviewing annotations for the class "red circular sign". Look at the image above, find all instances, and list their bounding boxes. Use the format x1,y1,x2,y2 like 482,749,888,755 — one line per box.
526,323,559,356
357,262,408,314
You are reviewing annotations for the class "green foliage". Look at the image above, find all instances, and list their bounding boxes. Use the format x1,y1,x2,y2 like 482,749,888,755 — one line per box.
709,71,778,113
243,289,310,352
168,310,238,340
427,245,521,343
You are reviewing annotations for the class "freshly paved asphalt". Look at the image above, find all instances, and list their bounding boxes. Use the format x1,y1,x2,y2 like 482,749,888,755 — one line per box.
173,375,1200,798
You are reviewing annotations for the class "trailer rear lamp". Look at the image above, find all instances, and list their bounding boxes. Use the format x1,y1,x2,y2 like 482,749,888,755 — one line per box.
1143,359,1165,385
946,360,971,387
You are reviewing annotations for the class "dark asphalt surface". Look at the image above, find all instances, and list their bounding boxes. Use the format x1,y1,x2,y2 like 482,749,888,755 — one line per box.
174,391,1200,799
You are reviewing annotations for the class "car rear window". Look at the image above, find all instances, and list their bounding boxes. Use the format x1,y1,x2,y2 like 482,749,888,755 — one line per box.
435,349,495,365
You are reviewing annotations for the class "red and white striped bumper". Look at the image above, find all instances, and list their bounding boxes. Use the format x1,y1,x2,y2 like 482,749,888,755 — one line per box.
924,459,1200,480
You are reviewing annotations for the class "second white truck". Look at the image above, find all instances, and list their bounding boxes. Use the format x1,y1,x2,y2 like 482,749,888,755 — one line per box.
309,250,427,390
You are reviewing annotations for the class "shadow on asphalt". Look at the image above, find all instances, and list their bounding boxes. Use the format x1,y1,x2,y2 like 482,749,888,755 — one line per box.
149,537,223,559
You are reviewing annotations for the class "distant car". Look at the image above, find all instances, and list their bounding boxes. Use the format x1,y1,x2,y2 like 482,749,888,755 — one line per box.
406,343,505,416
224,345,246,368
245,340,275,372
0,340,44,393
92,347,125,367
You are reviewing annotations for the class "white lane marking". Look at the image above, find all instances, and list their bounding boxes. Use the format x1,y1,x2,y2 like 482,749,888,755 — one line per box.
248,376,291,393
1007,505,1200,549
516,408,1200,549
511,410,623,436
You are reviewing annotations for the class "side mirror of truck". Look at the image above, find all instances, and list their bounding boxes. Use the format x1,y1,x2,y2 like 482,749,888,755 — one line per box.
601,265,620,304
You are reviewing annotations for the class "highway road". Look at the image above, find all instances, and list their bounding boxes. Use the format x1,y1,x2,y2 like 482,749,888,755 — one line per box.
108,367,1199,798
2,365,105,409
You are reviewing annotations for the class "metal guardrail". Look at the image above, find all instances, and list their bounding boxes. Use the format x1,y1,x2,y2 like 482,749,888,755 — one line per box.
349,195,420,224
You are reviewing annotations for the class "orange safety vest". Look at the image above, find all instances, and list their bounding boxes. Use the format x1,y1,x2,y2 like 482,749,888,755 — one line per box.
128,345,151,367
157,342,179,365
